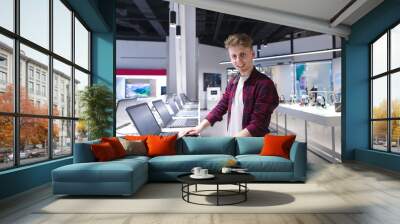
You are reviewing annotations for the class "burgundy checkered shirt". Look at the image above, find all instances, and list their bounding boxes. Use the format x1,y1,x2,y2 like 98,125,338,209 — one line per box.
206,67,279,136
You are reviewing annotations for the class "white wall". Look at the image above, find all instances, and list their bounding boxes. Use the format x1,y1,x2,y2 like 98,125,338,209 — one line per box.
198,44,230,109
116,40,167,69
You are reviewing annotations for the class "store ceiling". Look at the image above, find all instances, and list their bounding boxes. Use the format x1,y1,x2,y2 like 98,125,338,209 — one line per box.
167,0,383,38
116,0,321,47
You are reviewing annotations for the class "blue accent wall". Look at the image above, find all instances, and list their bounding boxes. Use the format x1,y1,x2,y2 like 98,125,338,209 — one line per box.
0,0,115,200
344,0,400,171
91,0,116,136
0,158,72,199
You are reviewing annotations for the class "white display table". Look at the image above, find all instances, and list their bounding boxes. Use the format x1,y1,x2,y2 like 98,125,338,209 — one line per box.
272,104,341,162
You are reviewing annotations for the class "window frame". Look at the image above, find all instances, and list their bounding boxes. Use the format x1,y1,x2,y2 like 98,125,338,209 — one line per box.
370,20,400,154
0,0,92,171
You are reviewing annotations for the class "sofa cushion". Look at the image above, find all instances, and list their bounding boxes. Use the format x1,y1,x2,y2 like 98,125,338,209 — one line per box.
52,159,147,183
180,137,235,155
101,137,127,158
236,137,263,155
147,135,177,157
118,138,147,156
148,154,235,172
116,155,150,163
124,135,148,141
260,135,296,159
236,155,293,172
91,142,118,161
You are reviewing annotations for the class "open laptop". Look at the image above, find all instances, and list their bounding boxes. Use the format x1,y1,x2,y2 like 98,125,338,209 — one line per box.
175,95,198,110
167,97,199,117
152,100,198,128
180,93,198,104
125,103,177,136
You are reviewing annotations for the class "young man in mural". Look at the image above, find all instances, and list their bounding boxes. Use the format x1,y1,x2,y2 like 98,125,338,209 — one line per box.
182,33,279,137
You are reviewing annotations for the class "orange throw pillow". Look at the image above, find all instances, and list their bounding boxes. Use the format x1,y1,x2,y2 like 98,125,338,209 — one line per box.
146,135,177,157
260,134,296,159
91,142,117,161
124,135,148,141
101,137,126,158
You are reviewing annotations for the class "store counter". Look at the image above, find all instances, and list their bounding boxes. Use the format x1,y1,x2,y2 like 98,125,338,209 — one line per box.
271,104,341,162
276,104,341,127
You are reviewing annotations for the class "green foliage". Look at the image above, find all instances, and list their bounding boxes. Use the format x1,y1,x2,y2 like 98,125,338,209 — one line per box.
372,99,400,139
79,84,114,140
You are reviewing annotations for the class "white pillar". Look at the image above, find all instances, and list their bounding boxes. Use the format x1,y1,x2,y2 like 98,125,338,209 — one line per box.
167,3,178,94
184,5,198,100
178,5,186,95
168,3,198,99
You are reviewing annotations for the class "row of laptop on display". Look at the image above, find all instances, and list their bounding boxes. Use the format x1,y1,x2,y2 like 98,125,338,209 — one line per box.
126,95,200,136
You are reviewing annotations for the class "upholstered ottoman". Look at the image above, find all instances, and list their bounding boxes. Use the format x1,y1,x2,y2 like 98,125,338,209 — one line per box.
52,156,148,196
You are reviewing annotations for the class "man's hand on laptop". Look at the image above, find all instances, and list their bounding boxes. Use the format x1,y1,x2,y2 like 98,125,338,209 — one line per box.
178,127,200,138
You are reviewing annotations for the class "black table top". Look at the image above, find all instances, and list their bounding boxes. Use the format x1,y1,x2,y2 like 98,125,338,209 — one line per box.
177,172,255,185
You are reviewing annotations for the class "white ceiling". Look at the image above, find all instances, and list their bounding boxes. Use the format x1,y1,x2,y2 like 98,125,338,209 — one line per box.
225,0,352,22
167,0,384,38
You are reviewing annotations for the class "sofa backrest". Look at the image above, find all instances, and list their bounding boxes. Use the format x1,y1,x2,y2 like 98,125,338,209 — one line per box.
74,137,304,160
236,137,263,155
179,137,235,155
73,140,100,163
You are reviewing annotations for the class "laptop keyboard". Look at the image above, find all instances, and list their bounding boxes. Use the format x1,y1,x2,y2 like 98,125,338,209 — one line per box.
176,111,198,117
160,132,178,136
168,119,198,128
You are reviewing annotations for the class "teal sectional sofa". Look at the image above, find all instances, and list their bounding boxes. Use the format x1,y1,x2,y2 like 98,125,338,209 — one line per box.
52,137,307,196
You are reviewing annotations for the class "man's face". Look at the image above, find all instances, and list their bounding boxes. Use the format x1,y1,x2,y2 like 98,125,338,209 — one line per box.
228,45,254,75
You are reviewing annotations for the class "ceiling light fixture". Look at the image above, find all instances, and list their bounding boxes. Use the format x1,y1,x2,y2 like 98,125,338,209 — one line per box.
176,25,181,38
219,48,341,64
170,10,176,28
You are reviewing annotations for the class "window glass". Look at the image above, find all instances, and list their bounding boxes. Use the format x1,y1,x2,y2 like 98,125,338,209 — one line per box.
372,121,388,151
372,33,387,76
20,44,49,115
372,77,387,119
74,18,89,70
0,0,14,31
74,69,89,118
391,24,400,70
20,0,49,49
53,59,72,117
0,116,13,170
53,119,72,158
75,120,88,143
391,120,400,153
391,72,400,118
19,117,49,165
53,0,72,60
0,35,14,113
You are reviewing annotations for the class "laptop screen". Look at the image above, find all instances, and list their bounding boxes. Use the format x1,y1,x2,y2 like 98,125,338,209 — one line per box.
167,97,179,114
175,96,184,109
152,100,172,126
125,103,161,135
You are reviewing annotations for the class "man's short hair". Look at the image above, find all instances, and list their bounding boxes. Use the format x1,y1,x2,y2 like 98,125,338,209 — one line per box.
224,33,253,49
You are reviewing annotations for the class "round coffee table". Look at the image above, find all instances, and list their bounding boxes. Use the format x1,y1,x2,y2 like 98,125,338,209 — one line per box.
177,173,255,206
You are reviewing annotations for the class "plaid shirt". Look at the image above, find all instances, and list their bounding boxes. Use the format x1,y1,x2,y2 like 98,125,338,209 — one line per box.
206,67,279,136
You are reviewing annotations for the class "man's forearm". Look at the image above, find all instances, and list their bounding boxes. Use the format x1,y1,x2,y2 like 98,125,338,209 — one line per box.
198,119,211,132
